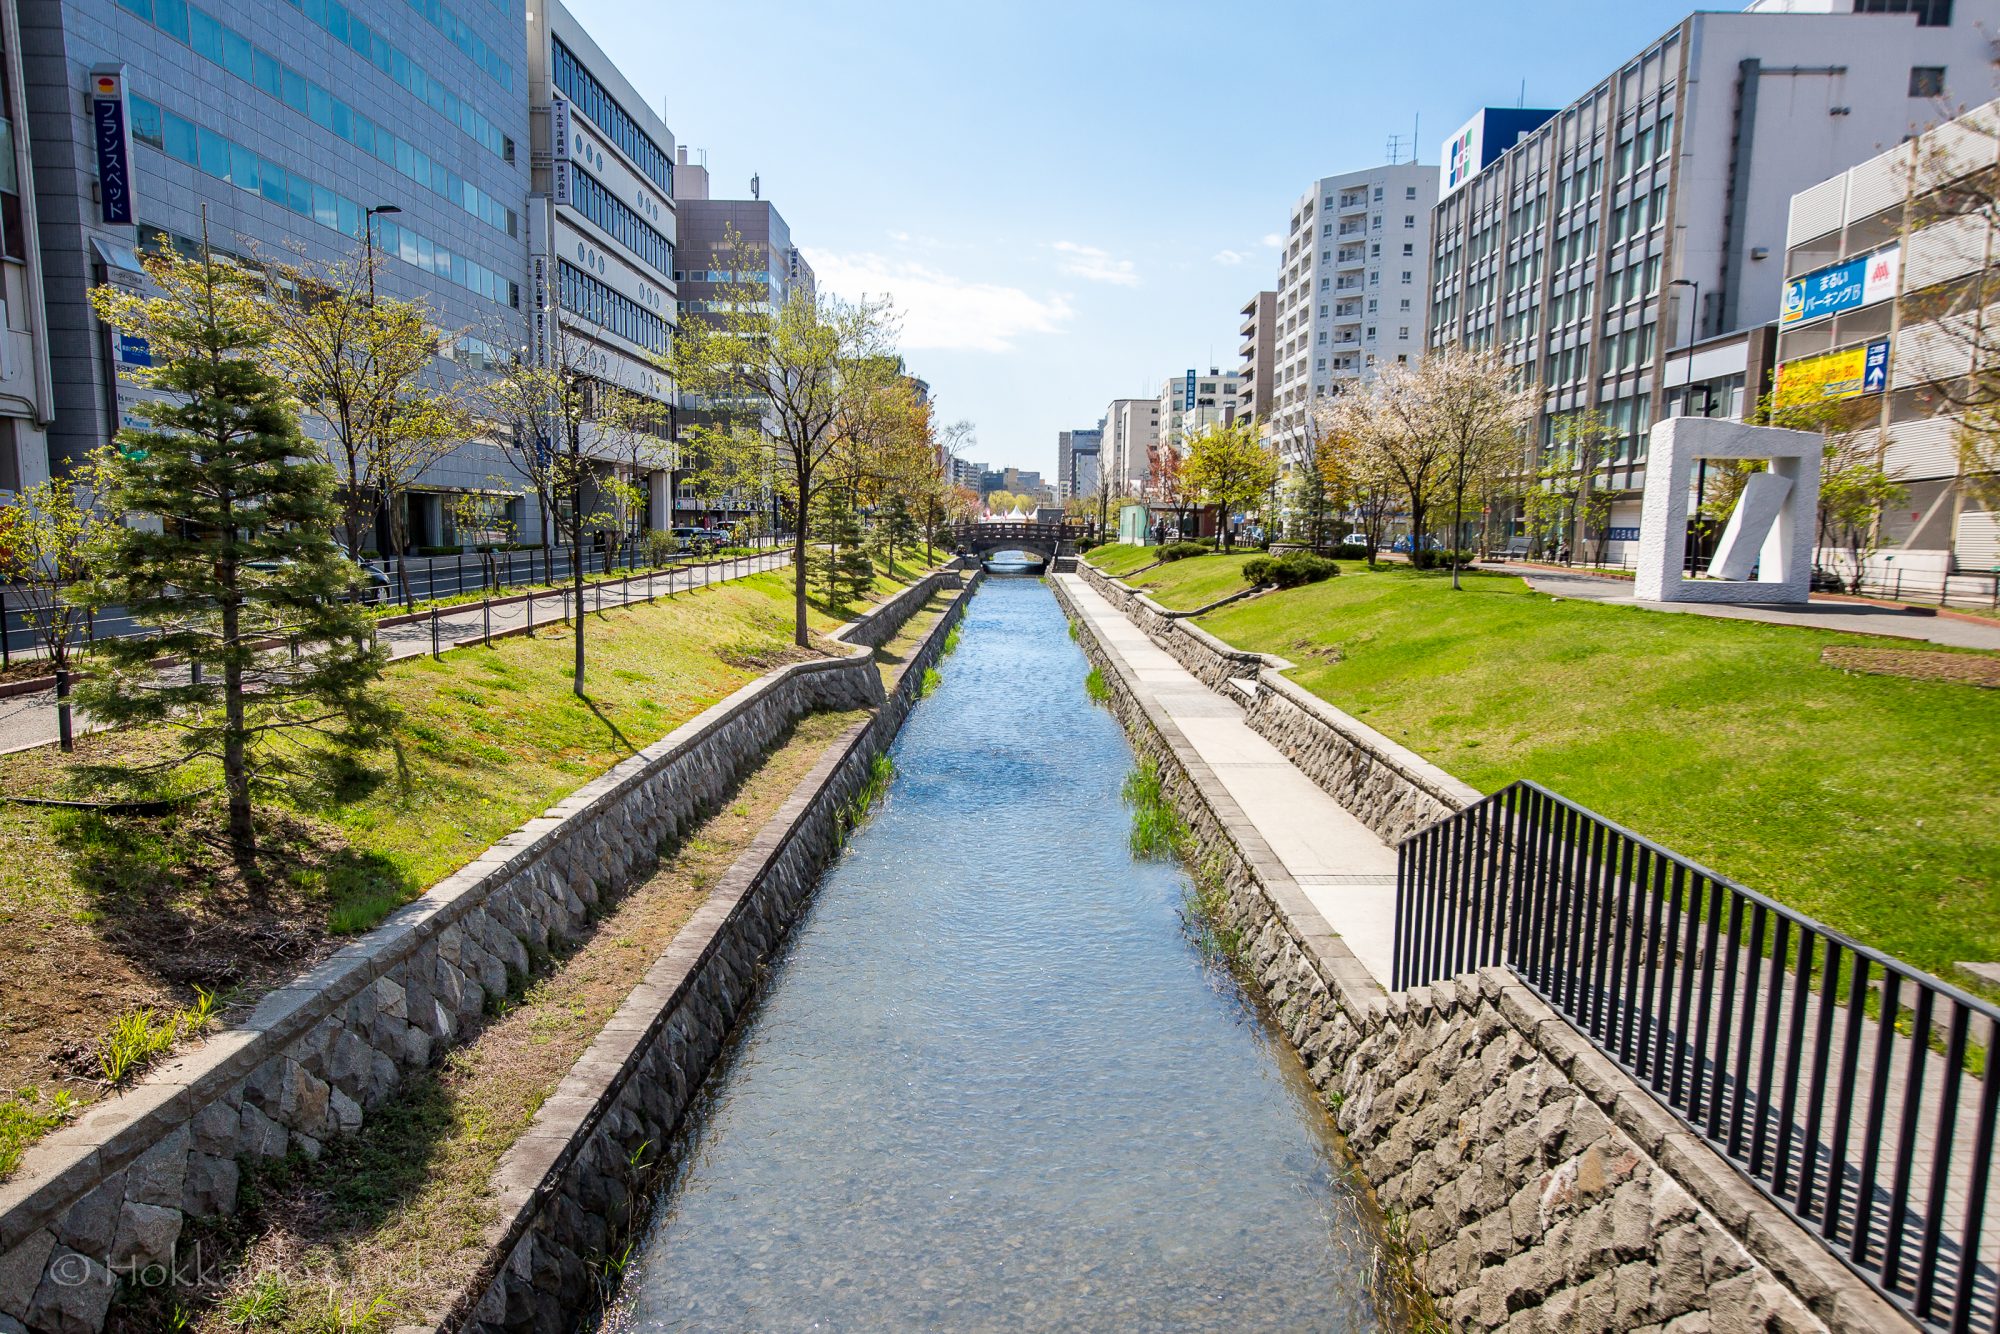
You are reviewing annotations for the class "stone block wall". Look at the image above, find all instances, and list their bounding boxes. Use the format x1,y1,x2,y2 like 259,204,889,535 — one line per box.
1073,560,1266,691
441,573,979,1332
0,582,957,1333
1050,574,1901,1334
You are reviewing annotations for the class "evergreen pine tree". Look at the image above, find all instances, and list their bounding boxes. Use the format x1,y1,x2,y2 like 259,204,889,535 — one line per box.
86,242,389,861
810,497,874,608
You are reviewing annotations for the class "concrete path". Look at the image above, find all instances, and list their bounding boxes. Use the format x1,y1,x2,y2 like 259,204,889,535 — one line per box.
1056,572,1398,987
1501,566,2000,650
0,552,792,755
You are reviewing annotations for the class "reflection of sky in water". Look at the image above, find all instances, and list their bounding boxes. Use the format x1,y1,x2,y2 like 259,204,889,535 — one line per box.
603,577,1390,1333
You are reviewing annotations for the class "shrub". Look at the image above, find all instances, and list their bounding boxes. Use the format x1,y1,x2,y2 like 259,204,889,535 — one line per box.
1155,540,1212,563
1411,548,1478,571
1242,552,1339,589
1076,537,1102,552
1331,542,1372,561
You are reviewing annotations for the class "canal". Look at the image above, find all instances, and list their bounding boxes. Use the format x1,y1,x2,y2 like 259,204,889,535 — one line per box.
600,574,1394,1331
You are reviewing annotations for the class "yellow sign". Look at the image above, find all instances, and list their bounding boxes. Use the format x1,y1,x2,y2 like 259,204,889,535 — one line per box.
1775,339,1890,406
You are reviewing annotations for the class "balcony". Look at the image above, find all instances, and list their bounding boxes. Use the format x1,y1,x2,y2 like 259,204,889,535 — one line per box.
1339,193,1368,213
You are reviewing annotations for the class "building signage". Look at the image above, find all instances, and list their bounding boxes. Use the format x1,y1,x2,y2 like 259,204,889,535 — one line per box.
551,160,572,206
1442,117,1481,199
528,254,551,367
1605,527,1640,543
1184,369,1196,411
550,94,571,161
1775,337,1892,405
90,65,136,226
1780,247,1900,328
114,332,151,367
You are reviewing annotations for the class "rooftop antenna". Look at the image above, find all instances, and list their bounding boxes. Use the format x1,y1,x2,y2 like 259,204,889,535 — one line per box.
1386,134,1408,165
1519,79,1527,108
750,173,760,200
1412,113,1420,163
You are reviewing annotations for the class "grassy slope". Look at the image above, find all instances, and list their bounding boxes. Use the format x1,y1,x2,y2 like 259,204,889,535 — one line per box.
1086,544,1163,577
1198,566,2000,975
1124,553,1258,611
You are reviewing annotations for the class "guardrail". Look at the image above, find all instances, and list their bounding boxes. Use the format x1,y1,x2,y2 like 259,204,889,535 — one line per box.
1395,780,1999,1333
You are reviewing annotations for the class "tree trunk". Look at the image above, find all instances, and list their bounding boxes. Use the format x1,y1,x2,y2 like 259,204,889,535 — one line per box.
1451,488,1466,590
791,512,809,647
219,579,255,862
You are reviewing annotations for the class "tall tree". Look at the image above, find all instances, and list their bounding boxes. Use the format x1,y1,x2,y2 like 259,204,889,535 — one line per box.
88,241,388,860
1761,389,1905,593
1383,347,1535,587
1524,410,1615,564
668,229,899,647
0,456,119,749
1181,420,1279,550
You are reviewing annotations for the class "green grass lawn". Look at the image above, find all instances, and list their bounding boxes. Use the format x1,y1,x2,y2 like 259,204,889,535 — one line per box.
1197,565,2000,977
1121,552,1259,612
1085,544,1163,577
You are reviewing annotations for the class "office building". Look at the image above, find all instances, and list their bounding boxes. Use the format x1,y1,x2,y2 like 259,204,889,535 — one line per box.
1056,425,1101,499
1101,396,1159,495
1157,368,1242,460
1428,0,1998,556
27,0,533,548
1777,97,2000,591
1269,163,1438,464
1237,290,1276,431
526,0,678,532
0,0,50,497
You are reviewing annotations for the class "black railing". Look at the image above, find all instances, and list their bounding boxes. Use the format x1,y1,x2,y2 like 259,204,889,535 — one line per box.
1396,781,2000,1334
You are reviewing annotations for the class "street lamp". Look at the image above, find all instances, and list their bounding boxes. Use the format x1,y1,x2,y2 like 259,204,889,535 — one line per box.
363,203,402,303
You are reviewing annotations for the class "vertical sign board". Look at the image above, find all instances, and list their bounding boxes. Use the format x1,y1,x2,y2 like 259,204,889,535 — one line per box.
90,66,136,226
549,94,572,207
1184,369,1195,412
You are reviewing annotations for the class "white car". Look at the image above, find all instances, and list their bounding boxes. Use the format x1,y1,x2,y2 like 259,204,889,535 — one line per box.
1341,533,1370,547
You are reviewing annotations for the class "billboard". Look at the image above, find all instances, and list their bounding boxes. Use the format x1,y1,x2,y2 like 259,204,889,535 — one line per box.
1439,108,1557,200
90,65,136,226
1775,338,1891,406
1184,369,1196,411
1780,248,1899,328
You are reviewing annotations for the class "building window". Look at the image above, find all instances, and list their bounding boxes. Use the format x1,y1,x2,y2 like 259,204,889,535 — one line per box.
1406,186,1417,199
1909,66,1946,97
1404,214,1415,228
1399,326,1411,339
1861,0,1953,26
553,38,673,193
1400,271,1413,284
1402,243,1414,256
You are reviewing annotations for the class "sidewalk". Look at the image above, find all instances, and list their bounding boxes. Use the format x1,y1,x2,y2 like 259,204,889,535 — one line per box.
1503,566,2000,650
1056,571,1398,986
0,552,791,755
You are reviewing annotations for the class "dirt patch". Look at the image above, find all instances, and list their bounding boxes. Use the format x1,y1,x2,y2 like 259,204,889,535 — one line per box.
1821,645,2000,688
120,707,867,1333
1291,637,1345,665
714,638,828,671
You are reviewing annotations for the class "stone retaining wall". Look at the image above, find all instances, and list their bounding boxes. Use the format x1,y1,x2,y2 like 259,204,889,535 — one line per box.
0,577,959,1334
1050,574,1902,1334
445,572,978,1332
1073,560,1267,691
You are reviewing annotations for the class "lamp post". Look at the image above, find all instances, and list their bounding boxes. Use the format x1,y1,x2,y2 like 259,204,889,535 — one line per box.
363,203,401,304
1668,277,1707,570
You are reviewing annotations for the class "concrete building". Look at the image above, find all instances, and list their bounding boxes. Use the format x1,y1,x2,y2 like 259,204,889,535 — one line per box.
25,0,533,548
1270,163,1439,464
1157,367,1242,456
0,0,51,497
1429,0,1999,559
1102,396,1159,496
671,149,813,526
1777,96,2000,593
1237,290,1276,431
1056,425,1101,500
526,0,677,533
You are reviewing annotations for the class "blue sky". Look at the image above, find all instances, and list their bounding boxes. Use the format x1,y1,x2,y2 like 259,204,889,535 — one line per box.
572,0,1703,475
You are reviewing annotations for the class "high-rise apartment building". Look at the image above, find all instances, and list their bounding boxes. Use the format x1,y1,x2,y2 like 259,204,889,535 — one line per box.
1269,163,1438,463
1429,0,1997,553
1157,367,1242,461
1102,396,1159,495
527,0,677,531
1056,426,1101,500
28,0,533,546
1237,290,1276,431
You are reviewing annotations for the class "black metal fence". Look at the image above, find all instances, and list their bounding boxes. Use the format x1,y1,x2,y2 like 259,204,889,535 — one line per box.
0,534,789,670
1395,780,1999,1333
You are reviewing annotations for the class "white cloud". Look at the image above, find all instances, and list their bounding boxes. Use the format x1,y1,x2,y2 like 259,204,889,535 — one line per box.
803,249,1074,353
1051,240,1140,287
887,229,912,243
1212,249,1249,266
1262,232,1284,248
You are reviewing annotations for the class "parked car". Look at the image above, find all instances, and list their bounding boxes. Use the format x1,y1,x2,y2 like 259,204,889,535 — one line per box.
1340,532,1370,548
672,526,724,551
1391,534,1444,554
245,543,393,603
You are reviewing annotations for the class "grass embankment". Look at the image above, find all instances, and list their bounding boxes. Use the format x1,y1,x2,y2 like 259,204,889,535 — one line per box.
112,706,871,1334
1196,565,2000,976
0,561,925,1178
1117,552,1259,612
1082,543,1162,577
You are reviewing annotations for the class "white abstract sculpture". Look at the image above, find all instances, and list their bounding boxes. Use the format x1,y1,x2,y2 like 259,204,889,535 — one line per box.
1632,417,1822,605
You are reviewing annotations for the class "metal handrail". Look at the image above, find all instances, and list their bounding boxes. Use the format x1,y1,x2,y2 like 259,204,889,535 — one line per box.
1395,779,2000,1333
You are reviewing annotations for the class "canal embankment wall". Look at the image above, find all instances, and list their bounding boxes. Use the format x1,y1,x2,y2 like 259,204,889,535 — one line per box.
0,571,972,1334
1053,566,1900,1334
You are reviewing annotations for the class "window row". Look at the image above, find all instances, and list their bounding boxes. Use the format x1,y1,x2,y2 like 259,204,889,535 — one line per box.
559,259,670,352
402,0,514,90
553,39,672,195
570,168,672,275
117,0,515,235
280,0,511,159
128,95,520,309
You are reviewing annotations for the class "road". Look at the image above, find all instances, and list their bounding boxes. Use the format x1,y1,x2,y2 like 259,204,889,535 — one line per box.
0,551,792,755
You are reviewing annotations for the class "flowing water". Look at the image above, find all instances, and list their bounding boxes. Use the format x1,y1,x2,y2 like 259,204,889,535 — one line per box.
601,574,1394,1332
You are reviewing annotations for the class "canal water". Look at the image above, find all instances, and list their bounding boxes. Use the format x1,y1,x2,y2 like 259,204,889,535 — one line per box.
601,574,1393,1332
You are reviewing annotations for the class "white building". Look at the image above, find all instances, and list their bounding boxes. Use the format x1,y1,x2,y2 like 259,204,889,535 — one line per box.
1157,367,1242,461
1270,163,1439,464
1102,396,1160,496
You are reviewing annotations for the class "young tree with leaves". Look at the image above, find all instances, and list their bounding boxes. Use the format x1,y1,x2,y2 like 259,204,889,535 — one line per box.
0,456,119,749
1523,410,1616,564
1383,347,1535,587
88,242,388,861
1181,420,1279,550
669,230,899,647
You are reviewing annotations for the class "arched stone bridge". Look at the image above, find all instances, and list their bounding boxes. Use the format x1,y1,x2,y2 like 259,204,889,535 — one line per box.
950,521,1084,567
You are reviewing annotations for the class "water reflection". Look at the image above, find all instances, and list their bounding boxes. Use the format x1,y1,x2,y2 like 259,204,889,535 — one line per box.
603,577,1391,1332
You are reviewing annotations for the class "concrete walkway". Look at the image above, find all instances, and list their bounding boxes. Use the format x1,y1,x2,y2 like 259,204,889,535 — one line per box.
1056,572,1398,987
1501,566,2000,650
0,552,792,755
